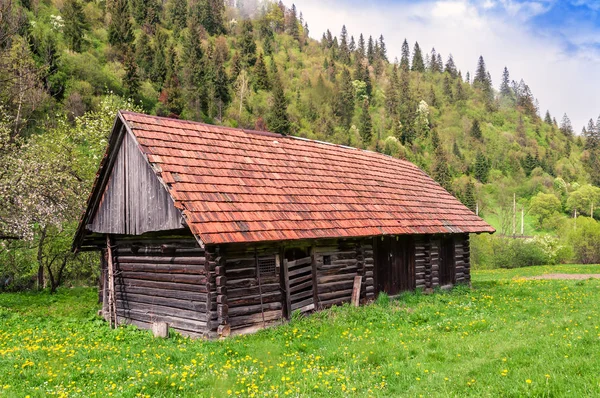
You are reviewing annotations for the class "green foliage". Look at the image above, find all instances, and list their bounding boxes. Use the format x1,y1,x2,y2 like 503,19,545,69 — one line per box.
62,0,89,52
359,98,372,144
529,192,562,229
107,0,133,49
267,72,290,134
565,218,600,264
474,152,490,183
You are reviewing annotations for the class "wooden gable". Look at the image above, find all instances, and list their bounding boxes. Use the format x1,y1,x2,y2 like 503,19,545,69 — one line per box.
89,129,183,235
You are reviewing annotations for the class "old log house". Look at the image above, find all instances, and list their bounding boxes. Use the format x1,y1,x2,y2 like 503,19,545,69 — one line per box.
73,111,494,338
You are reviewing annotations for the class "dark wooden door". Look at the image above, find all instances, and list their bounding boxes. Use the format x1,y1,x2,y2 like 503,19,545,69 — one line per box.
439,237,456,285
282,255,316,318
375,236,415,295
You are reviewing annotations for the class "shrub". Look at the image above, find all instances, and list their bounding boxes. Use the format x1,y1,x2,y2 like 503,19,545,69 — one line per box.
471,234,564,269
565,218,600,264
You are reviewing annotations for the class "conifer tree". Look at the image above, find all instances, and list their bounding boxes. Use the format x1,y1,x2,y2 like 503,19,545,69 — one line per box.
542,110,552,125
473,55,491,91
429,48,440,72
287,4,300,42
135,32,153,78
253,53,269,91
62,0,88,52
386,64,399,116
559,113,573,137
399,67,415,144
429,85,438,108
267,69,290,134
359,98,372,144
189,0,225,36
400,39,410,70
453,141,462,159
474,152,490,183
462,181,476,211
445,54,457,78
336,68,355,130
470,119,482,140
378,35,387,62
430,130,451,191
169,0,188,33
367,35,375,64
363,63,372,96
161,45,184,117
108,0,133,49
183,21,208,115
455,78,466,101
123,47,139,97
211,55,230,119
349,35,356,52
339,25,350,64
151,32,168,86
239,20,257,67
436,53,443,72
500,66,511,98
356,33,365,60
411,42,424,72
443,74,453,101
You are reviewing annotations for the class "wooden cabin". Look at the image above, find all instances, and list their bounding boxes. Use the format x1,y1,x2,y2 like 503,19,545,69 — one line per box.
73,111,494,338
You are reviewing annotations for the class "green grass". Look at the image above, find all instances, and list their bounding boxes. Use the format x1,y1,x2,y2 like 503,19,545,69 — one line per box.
1,266,599,397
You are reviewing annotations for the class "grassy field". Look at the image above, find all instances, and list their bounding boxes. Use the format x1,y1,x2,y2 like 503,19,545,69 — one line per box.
1,265,599,397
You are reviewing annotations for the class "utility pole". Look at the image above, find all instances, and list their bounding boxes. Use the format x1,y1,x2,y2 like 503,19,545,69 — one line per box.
512,193,516,237
476,202,479,216
521,206,524,236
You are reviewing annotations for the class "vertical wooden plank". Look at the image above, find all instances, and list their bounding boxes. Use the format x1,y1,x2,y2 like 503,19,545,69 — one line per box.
282,259,292,319
351,276,362,307
106,235,117,328
310,246,318,309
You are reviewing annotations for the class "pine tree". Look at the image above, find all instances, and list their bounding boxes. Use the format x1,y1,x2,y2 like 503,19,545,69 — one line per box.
430,130,451,191
474,152,490,183
161,45,184,117
386,64,399,116
400,39,410,70
253,52,269,91
239,20,257,67
151,32,168,86
559,113,573,137
356,33,365,61
108,0,133,49
436,53,443,73
462,181,476,211
363,63,372,96
429,48,440,72
473,55,491,91
544,110,553,125
123,47,139,97
339,25,350,64
453,141,462,159
378,35,387,61
169,0,188,33
445,54,457,78
211,56,230,119
367,35,375,64
183,21,208,116
267,70,290,134
399,67,415,144
443,74,453,101
500,66,511,98
455,78,466,101
411,42,424,72
429,85,438,108
287,4,300,42
136,32,153,78
336,68,355,130
470,120,482,140
62,0,88,52
189,0,225,36
359,98,372,144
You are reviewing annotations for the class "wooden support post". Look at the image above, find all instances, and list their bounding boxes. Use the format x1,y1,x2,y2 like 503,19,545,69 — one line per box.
215,256,229,337
282,259,291,319
351,276,362,307
521,207,524,236
106,235,117,328
310,246,319,309
512,193,516,237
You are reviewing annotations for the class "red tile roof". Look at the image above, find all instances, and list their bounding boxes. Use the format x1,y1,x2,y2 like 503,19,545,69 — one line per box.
93,111,494,245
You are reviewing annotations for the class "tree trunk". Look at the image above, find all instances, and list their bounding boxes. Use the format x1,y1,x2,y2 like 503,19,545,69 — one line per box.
36,226,47,290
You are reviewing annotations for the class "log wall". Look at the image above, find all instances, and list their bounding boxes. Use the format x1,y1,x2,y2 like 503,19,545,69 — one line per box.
109,236,213,338
454,234,471,284
313,239,374,308
218,246,284,336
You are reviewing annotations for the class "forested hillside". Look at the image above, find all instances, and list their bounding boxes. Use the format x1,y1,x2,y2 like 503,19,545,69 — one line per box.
1,0,599,289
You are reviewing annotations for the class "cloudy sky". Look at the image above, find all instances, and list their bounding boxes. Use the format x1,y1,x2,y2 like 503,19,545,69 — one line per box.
289,0,600,131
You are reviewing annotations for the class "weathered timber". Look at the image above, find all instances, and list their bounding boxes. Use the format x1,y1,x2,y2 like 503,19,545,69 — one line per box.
117,263,206,274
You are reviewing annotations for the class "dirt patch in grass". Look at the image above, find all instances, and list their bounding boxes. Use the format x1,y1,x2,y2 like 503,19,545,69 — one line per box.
527,273,600,280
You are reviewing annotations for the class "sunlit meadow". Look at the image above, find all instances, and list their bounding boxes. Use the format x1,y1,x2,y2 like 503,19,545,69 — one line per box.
1,264,600,397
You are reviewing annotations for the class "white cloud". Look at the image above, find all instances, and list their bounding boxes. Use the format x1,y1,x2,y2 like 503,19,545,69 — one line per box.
289,0,599,130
